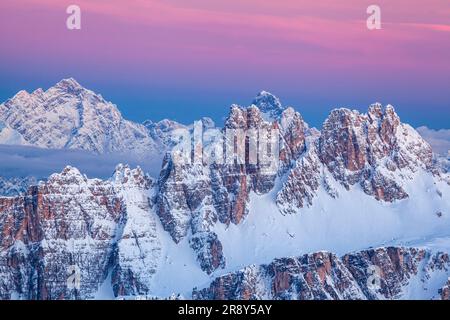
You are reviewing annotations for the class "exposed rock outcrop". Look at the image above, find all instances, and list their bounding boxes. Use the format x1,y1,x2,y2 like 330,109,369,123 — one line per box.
194,247,450,300
0,165,161,299
155,93,309,273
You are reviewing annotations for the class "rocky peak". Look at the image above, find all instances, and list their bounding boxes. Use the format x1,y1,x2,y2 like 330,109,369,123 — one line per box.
252,91,285,120
113,164,152,189
320,108,369,172
155,101,310,273
225,103,308,155
367,103,399,123
280,107,304,130
279,107,308,162
12,90,31,102
0,78,158,155
317,104,432,200
0,165,125,299
276,103,434,214
367,103,401,148
367,102,383,119
47,166,87,185
0,164,163,299
32,88,45,96
225,103,279,130
53,78,84,93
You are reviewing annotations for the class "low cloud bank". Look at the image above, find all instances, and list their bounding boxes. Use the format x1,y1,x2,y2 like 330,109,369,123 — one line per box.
417,126,450,157
0,144,164,179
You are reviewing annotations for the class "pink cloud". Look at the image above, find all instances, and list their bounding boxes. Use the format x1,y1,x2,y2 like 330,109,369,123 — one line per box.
1,0,449,77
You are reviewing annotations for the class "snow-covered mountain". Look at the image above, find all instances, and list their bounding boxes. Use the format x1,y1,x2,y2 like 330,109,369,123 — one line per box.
0,176,37,197
0,78,159,155
1,85,450,300
0,121,28,146
194,248,450,300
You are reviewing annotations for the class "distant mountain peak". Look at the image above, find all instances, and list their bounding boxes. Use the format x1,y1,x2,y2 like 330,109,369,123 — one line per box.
0,78,158,155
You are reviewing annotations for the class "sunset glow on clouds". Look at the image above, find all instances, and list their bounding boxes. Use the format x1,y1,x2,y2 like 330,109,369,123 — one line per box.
0,0,449,128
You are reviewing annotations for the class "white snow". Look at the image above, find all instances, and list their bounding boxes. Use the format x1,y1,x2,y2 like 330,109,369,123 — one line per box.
212,168,450,272
0,78,160,157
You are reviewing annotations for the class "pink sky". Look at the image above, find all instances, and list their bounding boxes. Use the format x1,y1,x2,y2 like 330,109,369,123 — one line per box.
0,0,449,128
3,0,449,68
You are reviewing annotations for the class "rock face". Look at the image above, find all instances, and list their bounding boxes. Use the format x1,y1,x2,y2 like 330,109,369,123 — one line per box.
276,141,324,214
0,78,158,155
0,166,122,299
252,90,285,120
193,252,365,300
110,165,162,297
155,93,309,274
194,247,450,300
0,165,161,299
342,247,450,300
439,279,450,300
276,103,435,214
319,105,432,197
154,94,443,273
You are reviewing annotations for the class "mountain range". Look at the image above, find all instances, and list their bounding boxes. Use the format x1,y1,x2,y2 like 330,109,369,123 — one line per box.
0,79,449,300
0,78,162,155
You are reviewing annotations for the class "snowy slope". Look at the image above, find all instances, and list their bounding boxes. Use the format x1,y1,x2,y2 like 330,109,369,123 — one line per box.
213,169,450,272
0,121,28,145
